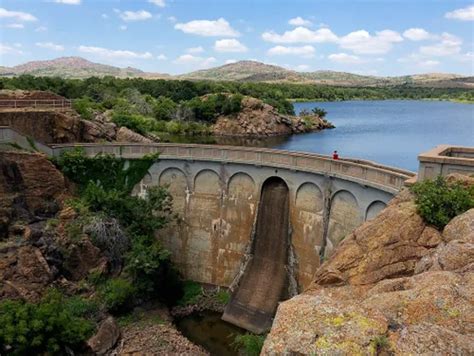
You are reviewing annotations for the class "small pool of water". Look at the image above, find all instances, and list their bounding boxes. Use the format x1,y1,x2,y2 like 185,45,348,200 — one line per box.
175,310,246,355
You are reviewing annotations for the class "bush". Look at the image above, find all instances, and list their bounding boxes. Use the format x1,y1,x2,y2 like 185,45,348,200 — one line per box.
73,97,98,120
232,333,266,356
312,107,327,118
153,96,177,121
177,281,203,306
0,289,95,354
99,278,136,313
411,176,474,229
125,236,171,294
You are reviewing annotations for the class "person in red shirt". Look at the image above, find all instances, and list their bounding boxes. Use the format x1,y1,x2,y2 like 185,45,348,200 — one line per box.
332,150,339,160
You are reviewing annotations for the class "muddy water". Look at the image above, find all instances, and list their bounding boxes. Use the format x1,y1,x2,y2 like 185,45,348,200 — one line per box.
223,177,290,333
175,311,246,355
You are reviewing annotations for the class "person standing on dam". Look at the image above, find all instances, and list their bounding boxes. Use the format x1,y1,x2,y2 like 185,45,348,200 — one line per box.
333,150,339,160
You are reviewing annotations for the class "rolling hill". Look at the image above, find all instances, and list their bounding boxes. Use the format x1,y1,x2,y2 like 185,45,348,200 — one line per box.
0,57,169,79
1,57,472,88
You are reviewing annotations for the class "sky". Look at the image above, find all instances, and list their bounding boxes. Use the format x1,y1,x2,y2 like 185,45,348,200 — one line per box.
0,0,473,76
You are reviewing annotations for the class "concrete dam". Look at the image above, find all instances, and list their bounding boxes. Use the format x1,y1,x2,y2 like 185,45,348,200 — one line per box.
1,127,419,332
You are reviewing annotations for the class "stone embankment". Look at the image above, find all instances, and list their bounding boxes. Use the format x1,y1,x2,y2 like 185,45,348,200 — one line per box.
213,97,334,137
263,177,474,355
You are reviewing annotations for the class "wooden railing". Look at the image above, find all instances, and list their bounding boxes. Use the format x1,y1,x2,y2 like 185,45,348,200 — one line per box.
0,99,72,109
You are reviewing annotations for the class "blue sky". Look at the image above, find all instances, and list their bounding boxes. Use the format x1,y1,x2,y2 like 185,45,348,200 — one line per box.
1,0,473,76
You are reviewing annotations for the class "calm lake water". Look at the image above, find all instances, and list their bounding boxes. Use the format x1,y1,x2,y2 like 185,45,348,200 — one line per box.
280,100,474,172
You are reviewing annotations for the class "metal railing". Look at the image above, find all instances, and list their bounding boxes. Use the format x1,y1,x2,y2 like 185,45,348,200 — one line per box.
0,99,72,109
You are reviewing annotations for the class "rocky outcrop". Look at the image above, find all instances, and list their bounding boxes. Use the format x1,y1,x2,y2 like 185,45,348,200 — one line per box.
116,126,154,143
263,188,474,355
212,97,333,137
87,316,121,355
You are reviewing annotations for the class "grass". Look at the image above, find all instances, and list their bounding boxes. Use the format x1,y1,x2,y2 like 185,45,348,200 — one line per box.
177,281,203,306
216,290,231,305
232,333,266,356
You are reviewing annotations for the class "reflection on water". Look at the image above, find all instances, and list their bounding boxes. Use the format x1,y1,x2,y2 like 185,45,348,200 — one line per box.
175,311,246,356
163,134,290,148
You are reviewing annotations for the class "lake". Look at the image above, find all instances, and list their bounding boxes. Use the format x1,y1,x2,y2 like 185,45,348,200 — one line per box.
277,100,474,172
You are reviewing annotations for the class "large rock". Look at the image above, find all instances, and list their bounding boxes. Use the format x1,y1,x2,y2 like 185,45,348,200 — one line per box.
263,195,474,355
314,190,441,286
116,127,154,143
212,96,333,137
0,245,54,301
87,316,120,355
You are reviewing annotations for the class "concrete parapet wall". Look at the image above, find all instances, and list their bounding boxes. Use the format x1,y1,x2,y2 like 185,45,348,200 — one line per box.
418,145,474,181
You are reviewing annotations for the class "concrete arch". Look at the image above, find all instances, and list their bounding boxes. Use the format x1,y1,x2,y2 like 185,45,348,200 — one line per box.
292,182,325,289
132,172,153,198
365,200,387,221
295,182,324,212
194,169,221,195
326,189,362,256
227,172,256,200
159,167,188,214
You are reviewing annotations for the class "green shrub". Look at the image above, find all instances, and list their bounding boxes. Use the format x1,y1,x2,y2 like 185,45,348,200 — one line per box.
312,107,327,118
0,289,95,355
232,333,266,356
125,236,171,294
177,281,203,306
99,278,136,313
411,176,474,229
216,289,231,305
73,97,98,120
153,96,177,121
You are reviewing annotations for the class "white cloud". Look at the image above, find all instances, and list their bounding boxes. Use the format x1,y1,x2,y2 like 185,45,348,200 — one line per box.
148,0,166,7
54,0,81,4
295,64,310,71
267,45,315,57
398,54,440,68
174,54,217,68
119,25,127,31
403,28,432,41
5,23,24,29
419,60,440,67
214,39,247,52
36,42,64,51
119,10,152,22
187,46,204,54
0,8,37,22
157,54,167,60
0,43,24,55
35,26,47,32
458,52,474,62
328,52,363,64
445,5,474,21
167,16,177,22
339,29,403,54
101,14,109,19
419,32,462,56
225,59,237,64
78,45,153,59
175,18,239,37
262,26,338,43
288,17,312,27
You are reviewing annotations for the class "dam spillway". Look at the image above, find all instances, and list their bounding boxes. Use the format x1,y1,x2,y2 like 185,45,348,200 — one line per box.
222,177,290,333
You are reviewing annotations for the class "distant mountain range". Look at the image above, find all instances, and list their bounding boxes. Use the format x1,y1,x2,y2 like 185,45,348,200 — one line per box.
1,56,473,88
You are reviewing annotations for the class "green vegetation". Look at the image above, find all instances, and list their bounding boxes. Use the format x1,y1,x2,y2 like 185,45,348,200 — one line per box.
0,289,96,355
411,176,474,229
99,278,136,313
232,333,266,356
177,281,203,306
216,289,231,305
54,148,183,305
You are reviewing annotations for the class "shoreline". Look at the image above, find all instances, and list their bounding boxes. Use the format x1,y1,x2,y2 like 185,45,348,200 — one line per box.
289,97,474,104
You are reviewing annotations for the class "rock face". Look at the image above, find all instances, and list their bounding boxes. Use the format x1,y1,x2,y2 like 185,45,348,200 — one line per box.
116,126,154,143
263,191,474,355
212,97,333,137
87,317,121,355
